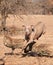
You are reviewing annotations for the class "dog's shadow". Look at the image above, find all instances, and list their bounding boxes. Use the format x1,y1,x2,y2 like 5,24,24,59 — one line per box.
22,52,37,57
22,51,53,58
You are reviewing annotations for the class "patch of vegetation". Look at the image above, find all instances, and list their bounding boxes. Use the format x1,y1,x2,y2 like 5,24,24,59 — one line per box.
37,50,50,56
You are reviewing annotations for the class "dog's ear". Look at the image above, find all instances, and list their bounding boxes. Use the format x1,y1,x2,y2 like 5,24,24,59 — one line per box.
22,25,26,30
22,25,25,27
31,25,34,26
31,25,34,28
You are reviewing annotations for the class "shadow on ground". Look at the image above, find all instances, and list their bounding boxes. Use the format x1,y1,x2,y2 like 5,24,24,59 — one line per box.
22,51,53,58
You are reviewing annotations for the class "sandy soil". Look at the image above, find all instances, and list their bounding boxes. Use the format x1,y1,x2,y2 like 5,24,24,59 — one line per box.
0,15,53,65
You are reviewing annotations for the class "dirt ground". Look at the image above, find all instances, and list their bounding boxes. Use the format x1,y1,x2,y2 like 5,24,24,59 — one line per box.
0,15,53,65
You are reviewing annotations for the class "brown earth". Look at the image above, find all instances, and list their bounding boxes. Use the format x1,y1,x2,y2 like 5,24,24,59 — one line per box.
0,15,53,65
